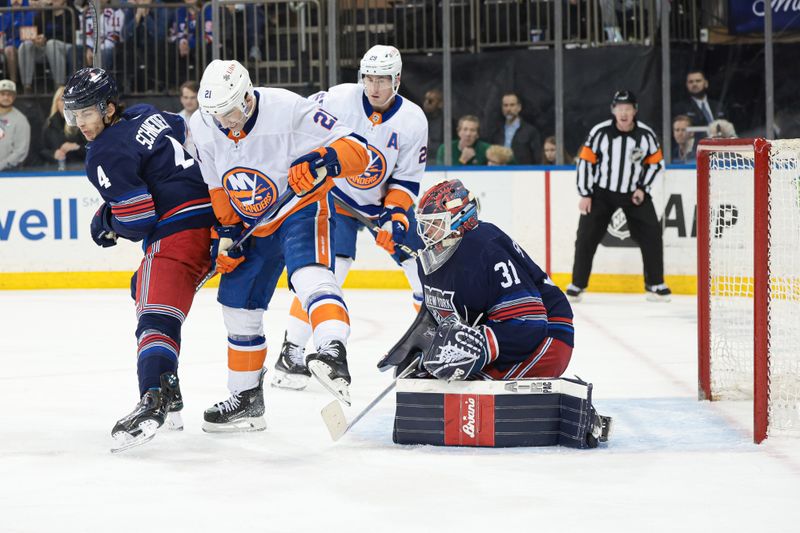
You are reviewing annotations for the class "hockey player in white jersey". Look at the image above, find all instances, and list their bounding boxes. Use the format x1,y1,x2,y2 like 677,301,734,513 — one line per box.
273,44,429,390
189,60,370,431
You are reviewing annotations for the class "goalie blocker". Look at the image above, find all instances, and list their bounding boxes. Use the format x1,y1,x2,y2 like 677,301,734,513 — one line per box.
393,377,612,449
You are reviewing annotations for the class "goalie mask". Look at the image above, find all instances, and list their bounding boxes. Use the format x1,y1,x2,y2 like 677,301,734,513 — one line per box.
415,179,479,274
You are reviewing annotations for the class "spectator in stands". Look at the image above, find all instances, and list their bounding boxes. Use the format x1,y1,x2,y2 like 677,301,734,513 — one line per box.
177,79,198,154
423,88,443,163
167,0,212,86
1,0,36,88
775,109,800,140
124,0,169,90
219,2,264,63
673,69,727,131
40,85,85,168
0,79,31,170
707,119,737,139
486,145,514,166
671,115,696,164
18,0,76,91
489,92,541,164
436,115,489,166
82,0,125,72
540,135,574,165
178,79,198,122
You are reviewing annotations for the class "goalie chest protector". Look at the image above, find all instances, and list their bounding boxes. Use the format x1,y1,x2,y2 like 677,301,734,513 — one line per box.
393,377,599,449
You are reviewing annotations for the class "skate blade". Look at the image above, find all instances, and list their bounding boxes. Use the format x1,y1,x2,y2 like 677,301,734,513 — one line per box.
645,293,671,303
271,369,310,391
307,360,351,406
321,400,348,441
165,411,184,431
202,416,266,433
567,294,582,303
110,419,159,453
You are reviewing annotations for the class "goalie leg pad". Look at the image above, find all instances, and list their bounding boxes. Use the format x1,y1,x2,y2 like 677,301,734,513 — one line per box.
393,377,611,449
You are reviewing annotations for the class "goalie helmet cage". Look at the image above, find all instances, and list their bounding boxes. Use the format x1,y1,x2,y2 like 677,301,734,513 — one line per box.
697,138,800,443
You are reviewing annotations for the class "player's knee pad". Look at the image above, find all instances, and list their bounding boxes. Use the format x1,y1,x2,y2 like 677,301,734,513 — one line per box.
334,256,353,286
291,265,343,310
135,312,182,345
222,305,265,336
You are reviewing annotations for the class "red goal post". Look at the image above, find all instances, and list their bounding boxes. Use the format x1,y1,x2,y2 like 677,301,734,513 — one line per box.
697,138,800,444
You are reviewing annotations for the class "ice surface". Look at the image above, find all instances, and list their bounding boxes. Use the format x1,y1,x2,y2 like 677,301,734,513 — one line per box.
1,290,799,532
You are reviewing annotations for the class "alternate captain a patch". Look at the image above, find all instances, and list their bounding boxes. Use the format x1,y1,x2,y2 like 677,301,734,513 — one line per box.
423,286,456,322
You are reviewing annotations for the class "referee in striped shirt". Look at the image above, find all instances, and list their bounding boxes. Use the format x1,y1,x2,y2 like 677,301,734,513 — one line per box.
566,90,671,302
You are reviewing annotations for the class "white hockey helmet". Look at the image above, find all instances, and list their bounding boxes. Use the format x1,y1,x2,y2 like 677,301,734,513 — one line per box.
359,45,402,96
198,59,254,119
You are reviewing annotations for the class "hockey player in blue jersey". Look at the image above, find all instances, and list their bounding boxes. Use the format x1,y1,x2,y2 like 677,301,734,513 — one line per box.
63,67,217,452
379,179,574,381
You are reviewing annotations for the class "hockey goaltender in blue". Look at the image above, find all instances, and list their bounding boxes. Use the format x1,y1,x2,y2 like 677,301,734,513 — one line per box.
378,179,612,449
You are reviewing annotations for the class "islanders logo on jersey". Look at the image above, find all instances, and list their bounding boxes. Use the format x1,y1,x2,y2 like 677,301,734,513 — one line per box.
222,167,279,221
345,145,387,190
424,286,456,323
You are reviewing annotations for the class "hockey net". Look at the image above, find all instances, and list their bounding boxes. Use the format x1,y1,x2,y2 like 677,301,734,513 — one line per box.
697,138,800,443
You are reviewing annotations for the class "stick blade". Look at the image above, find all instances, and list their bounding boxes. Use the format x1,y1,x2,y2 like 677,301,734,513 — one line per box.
321,400,348,441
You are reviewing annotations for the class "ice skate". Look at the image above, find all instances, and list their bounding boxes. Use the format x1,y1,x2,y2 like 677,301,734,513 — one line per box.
202,368,267,433
110,372,180,453
271,333,311,390
645,283,671,302
306,340,351,406
566,284,583,303
164,378,184,431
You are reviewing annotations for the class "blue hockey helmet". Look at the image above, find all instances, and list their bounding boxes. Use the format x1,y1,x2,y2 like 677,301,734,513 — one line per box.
63,67,119,126
415,179,480,273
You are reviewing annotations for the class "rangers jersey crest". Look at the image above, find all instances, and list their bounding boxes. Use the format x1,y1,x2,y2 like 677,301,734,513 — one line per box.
423,286,457,323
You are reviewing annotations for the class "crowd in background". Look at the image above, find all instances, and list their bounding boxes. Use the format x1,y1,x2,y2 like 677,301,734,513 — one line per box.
0,65,744,172
0,0,757,173
421,67,740,170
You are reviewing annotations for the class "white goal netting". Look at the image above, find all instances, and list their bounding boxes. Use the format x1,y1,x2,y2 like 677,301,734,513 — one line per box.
706,139,800,436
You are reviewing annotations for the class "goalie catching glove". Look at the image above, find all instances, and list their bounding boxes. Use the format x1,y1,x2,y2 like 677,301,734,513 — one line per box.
211,224,246,274
422,314,499,381
378,306,438,376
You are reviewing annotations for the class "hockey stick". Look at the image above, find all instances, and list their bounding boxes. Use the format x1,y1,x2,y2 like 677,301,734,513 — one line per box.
195,187,296,291
320,355,421,441
195,176,315,291
332,197,418,258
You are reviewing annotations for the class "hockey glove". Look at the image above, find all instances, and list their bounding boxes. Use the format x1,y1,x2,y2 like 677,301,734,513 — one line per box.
378,306,438,375
211,224,246,274
288,147,341,196
90,203,118,248
375,205,409,255
422,314,498,381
